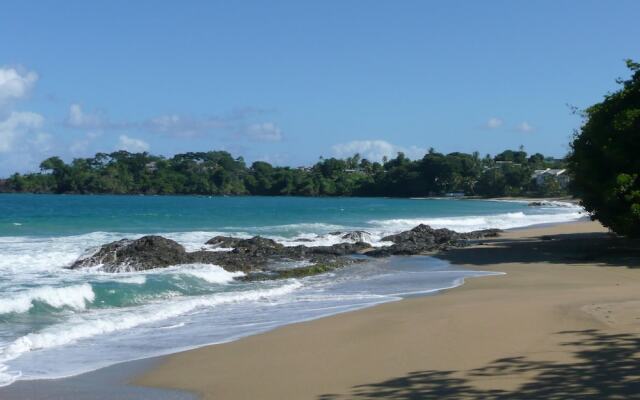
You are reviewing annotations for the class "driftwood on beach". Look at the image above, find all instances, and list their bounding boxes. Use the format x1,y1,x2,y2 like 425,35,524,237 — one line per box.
69,224,501,279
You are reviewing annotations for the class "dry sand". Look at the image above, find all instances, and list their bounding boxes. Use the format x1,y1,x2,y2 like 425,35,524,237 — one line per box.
136,221,640,399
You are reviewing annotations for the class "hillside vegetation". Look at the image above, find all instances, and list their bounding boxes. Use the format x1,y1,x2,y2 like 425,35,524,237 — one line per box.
2,148,567,198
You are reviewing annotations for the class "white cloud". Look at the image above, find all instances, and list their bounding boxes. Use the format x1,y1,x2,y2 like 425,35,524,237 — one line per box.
486,117,503,129
332,140,425,162
69,132,101,155
68,104,85,125
0,69,54,175
66,104,104,128
516,121,534,133
62,104,278,144
29,132,53,152
245,122,283,142
146,114,227,137
147,110,279,141
149,114,181,131
0,67,38,104
64,104,112,155
0,111,45,153
69,139,90,155
117,135,149,152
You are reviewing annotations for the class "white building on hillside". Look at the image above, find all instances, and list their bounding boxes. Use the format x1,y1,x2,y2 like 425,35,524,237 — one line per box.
532,168,570,188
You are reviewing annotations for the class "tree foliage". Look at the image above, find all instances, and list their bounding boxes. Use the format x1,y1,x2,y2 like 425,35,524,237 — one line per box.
2,148,567,198
568,60,640,236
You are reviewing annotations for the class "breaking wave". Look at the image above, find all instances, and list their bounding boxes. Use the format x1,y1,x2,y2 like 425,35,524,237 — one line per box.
0,281,302,385
0,284,95,315
369,209,584,233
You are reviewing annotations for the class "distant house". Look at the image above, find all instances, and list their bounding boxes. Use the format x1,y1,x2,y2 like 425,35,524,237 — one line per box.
532,168,570,188
145,162,158,172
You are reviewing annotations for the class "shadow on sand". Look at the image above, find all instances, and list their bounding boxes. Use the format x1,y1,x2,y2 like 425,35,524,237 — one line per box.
319,329,640,400
439,231,640,269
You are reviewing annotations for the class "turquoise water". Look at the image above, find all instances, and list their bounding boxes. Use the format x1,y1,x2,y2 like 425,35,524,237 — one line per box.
1,194,580,237
0,195,584,387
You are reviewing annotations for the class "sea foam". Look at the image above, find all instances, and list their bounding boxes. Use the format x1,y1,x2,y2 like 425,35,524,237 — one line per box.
0,281,301,373
368,209,584,233
164,264,245,284
109,275,147,285
0,284,95,315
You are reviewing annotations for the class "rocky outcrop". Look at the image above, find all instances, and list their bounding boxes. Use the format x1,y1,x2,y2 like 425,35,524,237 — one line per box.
459,228,501,239
239,260,360,281
381,224,500,244
329,230,372,242
194,241,373,273
70,235,188,272
205,235,243,248
69,225,501,278
368,224,500,257
381,224,458,245
206,236,284,254
70,235,366,274
307,241,371,256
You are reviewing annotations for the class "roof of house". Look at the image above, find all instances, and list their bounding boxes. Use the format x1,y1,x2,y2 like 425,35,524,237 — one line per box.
533,168,566,177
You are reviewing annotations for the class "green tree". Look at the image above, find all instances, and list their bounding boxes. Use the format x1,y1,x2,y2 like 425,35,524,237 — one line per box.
4,148,567,199
569,60,640,236
537,175,563,197
476,168,507,197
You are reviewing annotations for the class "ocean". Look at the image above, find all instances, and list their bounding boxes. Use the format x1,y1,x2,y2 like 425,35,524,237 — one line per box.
0,194,584,387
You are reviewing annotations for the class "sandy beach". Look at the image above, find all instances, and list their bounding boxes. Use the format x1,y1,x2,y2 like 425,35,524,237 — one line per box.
136,220,640,399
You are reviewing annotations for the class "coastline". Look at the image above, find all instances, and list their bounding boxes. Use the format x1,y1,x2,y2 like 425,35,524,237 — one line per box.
3,217,636,399
134,220,640,399
0,196,584,392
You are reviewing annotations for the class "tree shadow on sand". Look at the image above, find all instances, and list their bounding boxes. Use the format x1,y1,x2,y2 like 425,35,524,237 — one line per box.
318,330,640,400
439,231,640,269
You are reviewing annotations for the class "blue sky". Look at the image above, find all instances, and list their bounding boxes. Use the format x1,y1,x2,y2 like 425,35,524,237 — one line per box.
0,1,638,175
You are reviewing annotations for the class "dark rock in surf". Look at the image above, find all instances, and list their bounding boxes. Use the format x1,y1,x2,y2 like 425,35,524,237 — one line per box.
340,231,372,243
460,229,501,239
206,236,284,255
70,235,188,272
309,241,371,256
381,224,456,245
69,224,500,277
69,233,357,275
369,224,501,257
234,236,283,252
205,235,242,248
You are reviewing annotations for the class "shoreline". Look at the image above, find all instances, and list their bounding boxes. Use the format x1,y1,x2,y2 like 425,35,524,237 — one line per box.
0,356,196,400
3,217,631,399
0,257,495,399
134,219,640,399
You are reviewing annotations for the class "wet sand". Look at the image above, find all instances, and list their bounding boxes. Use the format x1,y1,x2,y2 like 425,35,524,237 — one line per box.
0,357,195,400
